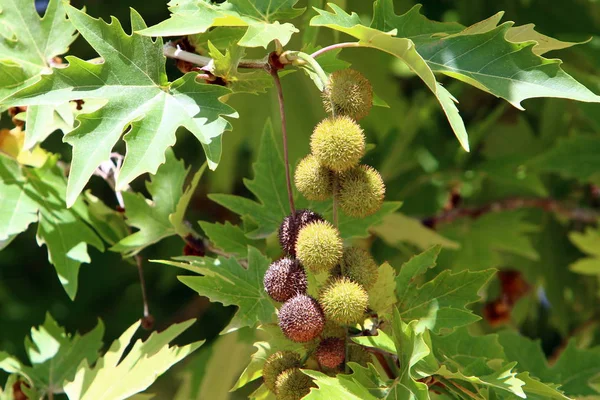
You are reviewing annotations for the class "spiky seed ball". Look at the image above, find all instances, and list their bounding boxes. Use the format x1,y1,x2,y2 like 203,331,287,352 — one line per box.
263,351,301,392
279,294,325,342
295,221,343,273
322,320,346,339
278,210,324,256
340,247,379,290
264,258,308,302
310,116,365,172
338,165,385,218
324,69,373,121
294,155,333,201
348,344,372,367
320,277,369,325
315,337,345,369
275,368,314,400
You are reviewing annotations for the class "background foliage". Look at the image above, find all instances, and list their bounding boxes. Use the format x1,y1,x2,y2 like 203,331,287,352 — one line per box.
1,0,599,399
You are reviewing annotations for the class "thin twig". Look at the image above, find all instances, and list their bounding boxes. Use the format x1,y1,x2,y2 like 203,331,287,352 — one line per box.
135,255,150,319
310,42,361,59
163,42,268,69
425,197,599,228
270,68,296,215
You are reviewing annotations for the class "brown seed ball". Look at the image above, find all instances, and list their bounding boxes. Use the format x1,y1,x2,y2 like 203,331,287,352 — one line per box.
279,294,325,343
262,351,301,393
294,155,333,201
338,165,385,218
340,247,379,290
264,258,308,302
324,69,373,121
315,337,345,369
310,116,365,172
275,368,315,400
295,221,343,273
278,210,324,256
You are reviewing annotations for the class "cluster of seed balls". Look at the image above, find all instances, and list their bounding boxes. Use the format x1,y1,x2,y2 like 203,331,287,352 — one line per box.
261,70,385,400
295,69,385,218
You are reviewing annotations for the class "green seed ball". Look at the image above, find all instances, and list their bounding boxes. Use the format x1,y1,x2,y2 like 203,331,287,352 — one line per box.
315,337,345,369
321,319,346,339
294,155,333,201
320,277,369,325
278,210,324,257
338,165,385,218
323,69,373,121
278,294,325,343
348,344,372,367
275,368,315,400
340,247,379,290
310,116,365,172
263,351,301,392
295,221,343,273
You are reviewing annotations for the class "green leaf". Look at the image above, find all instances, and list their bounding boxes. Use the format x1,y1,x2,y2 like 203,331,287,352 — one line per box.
395,248,495,333
0,314,104,397
368,262,397,317
64,319,202,400
84,192,129,246
310,4,473,151
303,370,378,400
232,325,304,391
498,330,600,397
111,149,188,256
178,247,277,333
170,163,207,238
372,213,458,250
529,136,600,184
199,221,253,258
209,120,290,239
568,227,600,279
431,328,526,397
139,0,305,48
438,211,539,271
175,328,256,400
5,7,235,206
207,42,273,94
396,245,442,303
0,154,104,299
352,329,396,355
0,0,76,101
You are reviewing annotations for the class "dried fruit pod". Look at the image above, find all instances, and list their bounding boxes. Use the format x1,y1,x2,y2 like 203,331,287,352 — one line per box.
294,155,333,201
278,209,324,256
315,337,345,369
295,221,343,273
263,351,301,392
323,69,373,121
311,116,365,172
340,247,379,290
275,368,315,400
319,277,369,325
278,294,325,342
264,258,308,302
338,165,385,218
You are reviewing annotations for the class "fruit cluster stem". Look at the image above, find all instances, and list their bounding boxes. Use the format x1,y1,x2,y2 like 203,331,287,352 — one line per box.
270,68,296,215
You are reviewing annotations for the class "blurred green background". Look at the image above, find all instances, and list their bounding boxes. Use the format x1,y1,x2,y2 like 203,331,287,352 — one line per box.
1,0,599,398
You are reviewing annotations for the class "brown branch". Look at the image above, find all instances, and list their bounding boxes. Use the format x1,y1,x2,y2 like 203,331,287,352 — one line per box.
370,350,396,379
269,65,296,215
548,318,598,364
424,197,599,228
